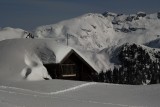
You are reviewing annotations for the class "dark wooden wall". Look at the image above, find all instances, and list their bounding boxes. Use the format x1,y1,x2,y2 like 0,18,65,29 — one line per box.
44,50,97,81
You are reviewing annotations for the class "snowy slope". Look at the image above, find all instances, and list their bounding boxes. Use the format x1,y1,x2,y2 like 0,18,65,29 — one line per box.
0,27,33,41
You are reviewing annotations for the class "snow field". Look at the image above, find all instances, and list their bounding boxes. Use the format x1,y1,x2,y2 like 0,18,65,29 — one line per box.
0,81,159,107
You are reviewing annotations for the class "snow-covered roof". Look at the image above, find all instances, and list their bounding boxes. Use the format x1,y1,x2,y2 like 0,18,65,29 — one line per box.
45,42,100,72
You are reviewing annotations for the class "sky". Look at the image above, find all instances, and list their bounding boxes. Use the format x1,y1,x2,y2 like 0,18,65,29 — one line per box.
0,0,160,30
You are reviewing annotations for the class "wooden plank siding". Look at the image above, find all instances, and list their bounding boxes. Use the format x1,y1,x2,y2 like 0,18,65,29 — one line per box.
44,49,97,81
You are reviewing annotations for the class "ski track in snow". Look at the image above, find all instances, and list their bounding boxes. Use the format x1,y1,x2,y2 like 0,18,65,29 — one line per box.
50,82,97,94
0,82,148,107
0,82,96,95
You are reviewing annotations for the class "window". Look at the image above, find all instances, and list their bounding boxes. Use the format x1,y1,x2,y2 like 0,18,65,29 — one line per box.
61,64,77,77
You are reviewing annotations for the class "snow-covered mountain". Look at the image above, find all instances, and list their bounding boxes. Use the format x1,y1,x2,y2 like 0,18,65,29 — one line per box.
35,13,116,51
35,12,160,49
34,12,160,71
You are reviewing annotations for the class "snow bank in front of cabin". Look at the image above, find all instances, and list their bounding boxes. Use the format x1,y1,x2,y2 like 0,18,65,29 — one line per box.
0,39,55,82
21,51,51,81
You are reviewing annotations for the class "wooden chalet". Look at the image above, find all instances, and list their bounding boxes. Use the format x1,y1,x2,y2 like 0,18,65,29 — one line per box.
44,49,98,81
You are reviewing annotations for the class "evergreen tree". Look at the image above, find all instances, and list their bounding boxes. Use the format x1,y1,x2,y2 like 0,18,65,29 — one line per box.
98,71,105,82
105,69,112,83
112,67,119,83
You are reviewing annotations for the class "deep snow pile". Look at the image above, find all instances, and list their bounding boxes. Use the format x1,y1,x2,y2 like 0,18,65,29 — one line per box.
21,52,52,81
0,39,54,81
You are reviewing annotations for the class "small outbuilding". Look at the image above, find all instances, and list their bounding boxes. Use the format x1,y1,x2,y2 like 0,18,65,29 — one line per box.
41,45,98,81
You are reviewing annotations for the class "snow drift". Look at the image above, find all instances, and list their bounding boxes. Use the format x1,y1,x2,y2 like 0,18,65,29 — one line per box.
21,51,51,81
0,39,53,81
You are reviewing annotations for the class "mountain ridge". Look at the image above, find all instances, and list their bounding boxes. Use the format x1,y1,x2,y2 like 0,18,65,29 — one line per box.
1,12,160,73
